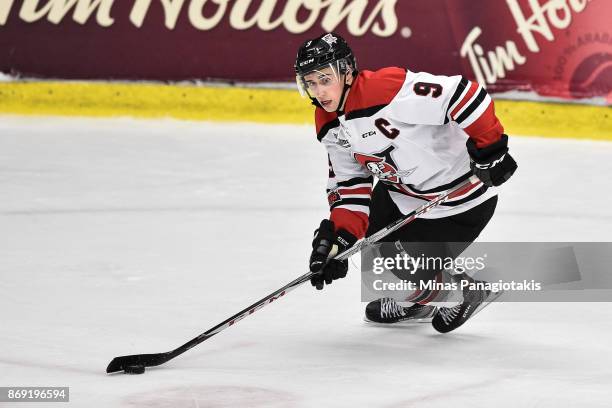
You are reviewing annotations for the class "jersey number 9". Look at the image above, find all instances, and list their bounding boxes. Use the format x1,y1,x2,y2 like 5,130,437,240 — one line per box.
414,82,442,98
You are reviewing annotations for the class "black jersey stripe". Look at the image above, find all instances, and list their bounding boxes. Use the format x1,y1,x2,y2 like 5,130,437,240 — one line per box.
330,197,371,209
385,178,488,206
345,104,388,121
455,88,487,124
440,185,488,206
444,77,469,124
337,176,374,187
403,171,472,194
317,118,340,142
386,184,433,202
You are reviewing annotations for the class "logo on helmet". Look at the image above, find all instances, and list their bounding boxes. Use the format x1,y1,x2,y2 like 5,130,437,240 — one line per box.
321,33,338,45
299,58,315,66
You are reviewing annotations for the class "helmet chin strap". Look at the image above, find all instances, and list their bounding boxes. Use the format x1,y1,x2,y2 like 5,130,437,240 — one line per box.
310,98,322,108
335,79,351,115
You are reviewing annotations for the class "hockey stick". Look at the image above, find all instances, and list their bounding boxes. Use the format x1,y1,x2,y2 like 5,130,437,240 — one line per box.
106,175,481,374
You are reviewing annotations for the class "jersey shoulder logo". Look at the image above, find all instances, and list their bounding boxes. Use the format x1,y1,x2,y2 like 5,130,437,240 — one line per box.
332,131,351,148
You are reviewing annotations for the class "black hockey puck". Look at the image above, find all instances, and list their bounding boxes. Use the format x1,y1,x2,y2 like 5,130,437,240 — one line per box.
124,364,145,374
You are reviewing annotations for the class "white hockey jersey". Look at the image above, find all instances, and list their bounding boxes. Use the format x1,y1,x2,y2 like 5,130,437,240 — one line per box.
315,67,505,239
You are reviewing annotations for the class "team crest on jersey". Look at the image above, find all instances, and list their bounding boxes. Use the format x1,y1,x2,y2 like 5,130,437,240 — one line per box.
327,189,341,205
353,146,416,184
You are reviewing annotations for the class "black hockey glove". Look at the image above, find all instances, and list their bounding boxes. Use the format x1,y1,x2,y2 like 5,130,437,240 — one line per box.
467,134,517,187
309,219,357,290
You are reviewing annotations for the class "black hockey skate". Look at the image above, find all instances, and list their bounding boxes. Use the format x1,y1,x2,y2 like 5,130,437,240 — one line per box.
432,278,503,333
364,297,437,324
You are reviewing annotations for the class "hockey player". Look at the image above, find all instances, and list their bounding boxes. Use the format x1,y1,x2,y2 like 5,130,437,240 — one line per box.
295,33,517,333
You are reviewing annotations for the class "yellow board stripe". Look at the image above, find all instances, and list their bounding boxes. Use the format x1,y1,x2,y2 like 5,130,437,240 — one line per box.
0,81,610,140
494,99,611,140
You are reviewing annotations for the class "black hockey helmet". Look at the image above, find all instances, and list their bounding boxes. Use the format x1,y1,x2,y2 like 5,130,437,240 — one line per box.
294,32,357,77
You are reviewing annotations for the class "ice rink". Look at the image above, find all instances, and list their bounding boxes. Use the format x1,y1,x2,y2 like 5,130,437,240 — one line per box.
1,115,611,407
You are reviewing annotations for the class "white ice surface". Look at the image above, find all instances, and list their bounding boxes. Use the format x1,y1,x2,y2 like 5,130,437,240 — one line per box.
1,116,611,407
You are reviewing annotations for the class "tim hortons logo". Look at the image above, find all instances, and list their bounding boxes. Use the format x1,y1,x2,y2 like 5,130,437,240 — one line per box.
0,0,400,37
460,0,592,87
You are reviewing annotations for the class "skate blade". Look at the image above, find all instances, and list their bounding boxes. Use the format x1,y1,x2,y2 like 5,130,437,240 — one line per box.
472,290,505,317
363,317,433,326
363,307,437,326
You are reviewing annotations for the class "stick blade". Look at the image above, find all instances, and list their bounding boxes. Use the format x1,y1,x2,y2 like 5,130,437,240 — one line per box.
106,352,170,373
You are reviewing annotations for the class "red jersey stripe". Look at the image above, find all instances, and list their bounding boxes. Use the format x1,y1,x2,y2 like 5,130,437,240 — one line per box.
450,81,479,119
338,187,373,195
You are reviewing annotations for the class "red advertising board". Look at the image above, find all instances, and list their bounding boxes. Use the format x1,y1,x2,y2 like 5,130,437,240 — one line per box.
0,0,610,100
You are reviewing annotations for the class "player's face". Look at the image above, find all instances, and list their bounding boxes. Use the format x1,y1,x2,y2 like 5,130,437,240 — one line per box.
303,67,348,112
